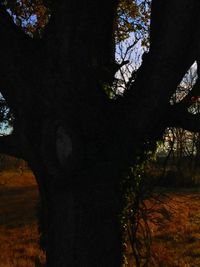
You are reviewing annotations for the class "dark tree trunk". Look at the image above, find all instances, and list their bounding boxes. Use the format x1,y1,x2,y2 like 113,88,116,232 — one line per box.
24,1,123,265
28,116,124,267
0,0,200,266
44,186,122,266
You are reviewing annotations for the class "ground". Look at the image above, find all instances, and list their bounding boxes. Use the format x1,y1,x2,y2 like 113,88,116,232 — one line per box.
0,170,45,267
125,188,200,267
1,171,200,266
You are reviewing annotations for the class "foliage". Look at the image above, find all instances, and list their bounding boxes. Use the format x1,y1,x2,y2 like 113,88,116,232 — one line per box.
116,0,151,46
121,140,159,266
114,0,151,96
2,0,151,41
0,95,13,135
122,165,152,266
2,0,50,37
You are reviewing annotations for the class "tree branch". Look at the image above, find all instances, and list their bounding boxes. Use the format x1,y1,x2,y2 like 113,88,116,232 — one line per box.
0,133,25,159
118,0,199,140
0,4,44,114
43,0,118,94
167,103,200,132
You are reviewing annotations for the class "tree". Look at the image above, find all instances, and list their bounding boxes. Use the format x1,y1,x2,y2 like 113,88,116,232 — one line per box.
0,0,200,266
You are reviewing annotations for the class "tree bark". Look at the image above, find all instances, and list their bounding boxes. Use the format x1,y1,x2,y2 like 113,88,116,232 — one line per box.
43,185,122,267
14,1,123,265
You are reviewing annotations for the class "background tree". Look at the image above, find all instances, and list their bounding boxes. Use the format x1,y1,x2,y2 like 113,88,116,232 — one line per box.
156,62,200,187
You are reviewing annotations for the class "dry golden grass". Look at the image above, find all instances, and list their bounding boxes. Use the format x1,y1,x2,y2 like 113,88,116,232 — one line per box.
0,170,45,267
2,170,200,267
125,189,200,267
150,191,200,267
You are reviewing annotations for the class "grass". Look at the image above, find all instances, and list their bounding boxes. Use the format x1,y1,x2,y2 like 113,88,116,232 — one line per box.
0,170,45,267
1,170,200,266
125,188,200,266
151,191,200,267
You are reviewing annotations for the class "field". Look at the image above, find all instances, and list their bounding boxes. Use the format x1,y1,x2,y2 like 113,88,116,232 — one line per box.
1,171,200,266
150,190,200,267
0,171,45,267
125,188,200,267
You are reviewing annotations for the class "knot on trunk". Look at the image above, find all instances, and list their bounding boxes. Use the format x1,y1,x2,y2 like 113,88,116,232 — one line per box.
41,119,84,181
56,125,73,165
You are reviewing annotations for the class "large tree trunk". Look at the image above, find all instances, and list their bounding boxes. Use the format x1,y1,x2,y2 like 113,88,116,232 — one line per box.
29,120,123,267
0,1,124,265
25,1,124,265
45,185,122,266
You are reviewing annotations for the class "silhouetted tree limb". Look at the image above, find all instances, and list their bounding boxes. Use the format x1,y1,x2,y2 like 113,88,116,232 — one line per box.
167,103,200,132
0,132,23,158
0,5,47,127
